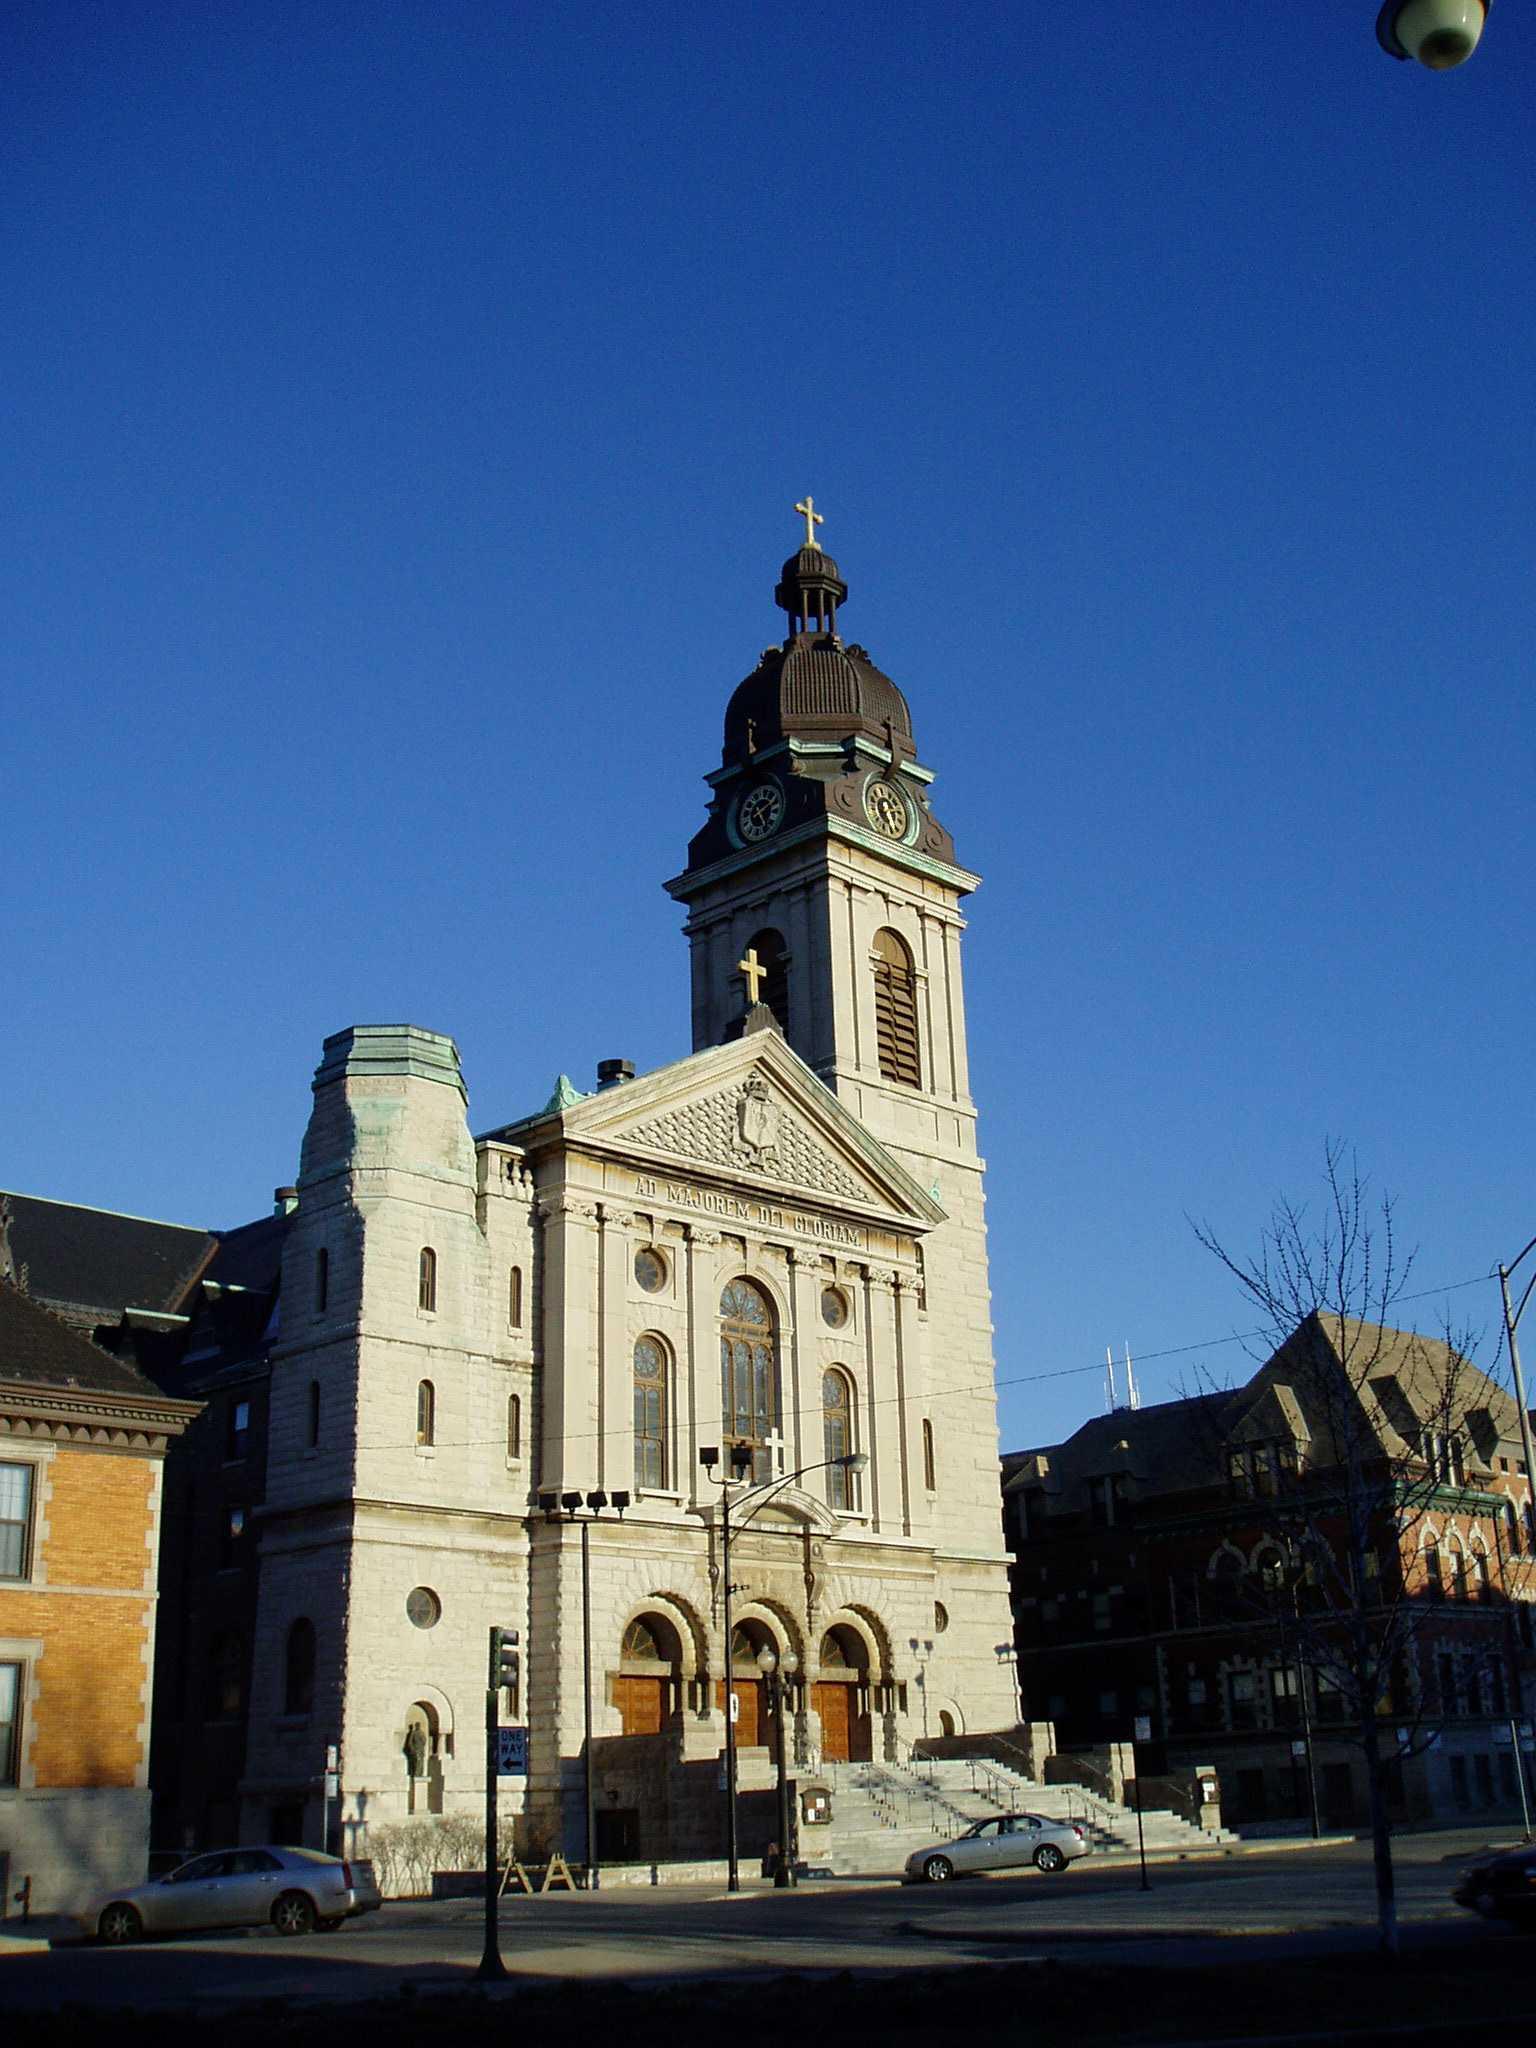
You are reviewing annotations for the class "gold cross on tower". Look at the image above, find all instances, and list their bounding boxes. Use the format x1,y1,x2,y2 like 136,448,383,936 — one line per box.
737,946,767,1004
794,496,824,551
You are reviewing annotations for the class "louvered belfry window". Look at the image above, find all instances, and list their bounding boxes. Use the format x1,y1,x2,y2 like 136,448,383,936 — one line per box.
872,928,921,1088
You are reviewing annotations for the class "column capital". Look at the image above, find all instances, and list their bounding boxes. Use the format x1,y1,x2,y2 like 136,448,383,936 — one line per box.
685,1223,724,1250
596,1203,635,1231
538,1193,598,1225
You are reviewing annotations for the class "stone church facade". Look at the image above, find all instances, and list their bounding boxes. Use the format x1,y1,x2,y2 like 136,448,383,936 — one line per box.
241,519,1018,1862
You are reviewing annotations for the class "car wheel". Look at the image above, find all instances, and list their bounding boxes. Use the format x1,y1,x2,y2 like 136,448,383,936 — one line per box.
98,1902,143,1945
922,1856,954,1884
1471,1887,1502,1921
1035,1844,1067,1874
272,1891,317,1936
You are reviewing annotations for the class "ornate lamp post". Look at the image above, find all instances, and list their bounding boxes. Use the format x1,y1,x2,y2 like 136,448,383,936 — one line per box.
699,1442,869,1892
538,1486,629,1890
756,1644,801,1887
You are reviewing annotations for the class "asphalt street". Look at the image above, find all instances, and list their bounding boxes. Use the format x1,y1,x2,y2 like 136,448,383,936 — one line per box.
3,1829,1531,2013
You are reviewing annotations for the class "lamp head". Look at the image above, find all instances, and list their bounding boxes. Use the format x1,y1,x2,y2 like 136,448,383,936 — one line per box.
699,1445,719,1473
842,1451,870,1475
1377,0,1488,68
586,1489,608,1512
560,1490,582,1514
610,1490,631,1516
729,1441,753,1479
538,1490,560,1520
756,1645,777,1676
782,1649,800,1677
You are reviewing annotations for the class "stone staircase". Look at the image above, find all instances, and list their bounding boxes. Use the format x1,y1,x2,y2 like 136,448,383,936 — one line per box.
814,1755,1236,1874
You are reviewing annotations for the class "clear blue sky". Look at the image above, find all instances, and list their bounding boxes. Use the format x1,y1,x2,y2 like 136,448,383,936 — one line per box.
5,3,1533,1450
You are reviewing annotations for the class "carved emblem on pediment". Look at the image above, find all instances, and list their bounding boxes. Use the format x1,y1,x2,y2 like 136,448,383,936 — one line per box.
624,1081,868,1202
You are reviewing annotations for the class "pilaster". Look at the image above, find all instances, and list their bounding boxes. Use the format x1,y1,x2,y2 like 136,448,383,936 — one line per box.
596,1204,633,1493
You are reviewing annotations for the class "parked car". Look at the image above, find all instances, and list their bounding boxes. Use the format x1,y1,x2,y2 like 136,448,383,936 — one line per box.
1452,1846,1536,1926
81,1847,382,1944
902,1812,1089,1883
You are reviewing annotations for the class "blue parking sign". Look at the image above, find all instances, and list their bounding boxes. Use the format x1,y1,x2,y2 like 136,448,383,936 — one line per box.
497,1726,528,1776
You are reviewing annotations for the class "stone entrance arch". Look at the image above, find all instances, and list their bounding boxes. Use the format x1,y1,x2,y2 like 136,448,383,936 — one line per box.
614,1610,688,1736
814,1622,874,1763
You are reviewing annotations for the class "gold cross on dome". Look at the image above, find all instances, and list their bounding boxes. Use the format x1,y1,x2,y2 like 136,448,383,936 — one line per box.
794,496,824,551
737,946,767,1004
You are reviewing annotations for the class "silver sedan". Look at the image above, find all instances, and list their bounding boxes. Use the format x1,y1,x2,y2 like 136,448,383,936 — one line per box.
81,1846,382,1943
903,1812,1089,1883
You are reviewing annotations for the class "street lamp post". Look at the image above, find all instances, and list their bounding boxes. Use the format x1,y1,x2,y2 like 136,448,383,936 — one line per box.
699,1442,869,1893
538,1487,630,1891
1496,1235,1536,1829
756,1644,800,1887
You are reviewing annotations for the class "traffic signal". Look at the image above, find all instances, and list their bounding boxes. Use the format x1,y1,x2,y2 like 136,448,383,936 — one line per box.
490,1625,520,1693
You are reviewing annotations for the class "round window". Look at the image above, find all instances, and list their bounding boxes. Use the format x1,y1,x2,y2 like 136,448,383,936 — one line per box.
934,1601,949,1634
634,1248,667,1293
821,1286,849,1329
406,1587,441,1630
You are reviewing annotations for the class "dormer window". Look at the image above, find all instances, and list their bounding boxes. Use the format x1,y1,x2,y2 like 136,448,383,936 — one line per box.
1089,1474,1128,1529
1422,1431,1465,1487
1227,1440,1298,1498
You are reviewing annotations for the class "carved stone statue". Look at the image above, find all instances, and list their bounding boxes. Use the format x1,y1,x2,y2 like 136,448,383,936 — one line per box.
735,1074,780,1170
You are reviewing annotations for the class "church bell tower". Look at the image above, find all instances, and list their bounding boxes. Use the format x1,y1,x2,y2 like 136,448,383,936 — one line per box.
665,500,983,1188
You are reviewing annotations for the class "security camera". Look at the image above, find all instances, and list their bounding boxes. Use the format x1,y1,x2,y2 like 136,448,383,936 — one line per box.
1377,0,1489,69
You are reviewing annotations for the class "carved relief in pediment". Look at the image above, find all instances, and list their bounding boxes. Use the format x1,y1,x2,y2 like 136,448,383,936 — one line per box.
623,1079,868,1202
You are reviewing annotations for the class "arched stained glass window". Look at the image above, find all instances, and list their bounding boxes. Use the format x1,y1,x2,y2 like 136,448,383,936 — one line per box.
634,1336,668,1489
823,1370,853,1509
720,1279,779,1484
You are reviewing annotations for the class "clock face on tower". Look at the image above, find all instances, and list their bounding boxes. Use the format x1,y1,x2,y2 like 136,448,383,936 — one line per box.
863,778,909,839
737,781,784,842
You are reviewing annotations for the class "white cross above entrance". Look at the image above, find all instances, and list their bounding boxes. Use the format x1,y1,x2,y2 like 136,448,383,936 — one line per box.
737,946,767,1004
765,1427,787,1477
794,495,824,551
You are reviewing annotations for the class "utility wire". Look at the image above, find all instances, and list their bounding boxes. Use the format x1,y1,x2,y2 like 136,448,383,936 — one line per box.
344,1266,1505,1459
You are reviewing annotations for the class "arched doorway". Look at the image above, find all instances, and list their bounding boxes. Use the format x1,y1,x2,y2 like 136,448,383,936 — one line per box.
614,1613,685,1736
815,1625,873,1762
715,1619,775,1747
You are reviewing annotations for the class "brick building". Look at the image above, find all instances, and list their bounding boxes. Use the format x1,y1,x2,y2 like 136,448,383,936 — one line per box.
1004,1314,1536,1829
0,1270,197,1912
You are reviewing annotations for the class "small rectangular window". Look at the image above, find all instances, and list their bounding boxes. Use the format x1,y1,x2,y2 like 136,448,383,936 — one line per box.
227,1401,250,1461
418,1247,438,1312
0,1661,20,1785
314,1247,329,1314
0,1464,34,1580
509,1265,523,1330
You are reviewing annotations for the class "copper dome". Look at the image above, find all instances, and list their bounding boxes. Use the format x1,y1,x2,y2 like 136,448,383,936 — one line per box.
723,638,913,762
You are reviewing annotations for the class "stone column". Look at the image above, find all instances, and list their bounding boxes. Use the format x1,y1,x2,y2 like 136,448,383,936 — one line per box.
538,1193,600,1493
596,1205,633,1495
686,1225,723,1503
862,1265,903,1535
785,1246,818,1474
892,1267,922,1537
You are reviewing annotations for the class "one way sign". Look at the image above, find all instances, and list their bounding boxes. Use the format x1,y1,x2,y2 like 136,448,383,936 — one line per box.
496,1726,529,1776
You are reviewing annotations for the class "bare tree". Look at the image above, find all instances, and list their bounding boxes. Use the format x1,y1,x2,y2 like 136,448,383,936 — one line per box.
1193,1143,1526,1954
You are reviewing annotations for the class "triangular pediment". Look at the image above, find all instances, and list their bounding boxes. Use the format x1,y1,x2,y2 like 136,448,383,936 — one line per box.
512,1033,944,1231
